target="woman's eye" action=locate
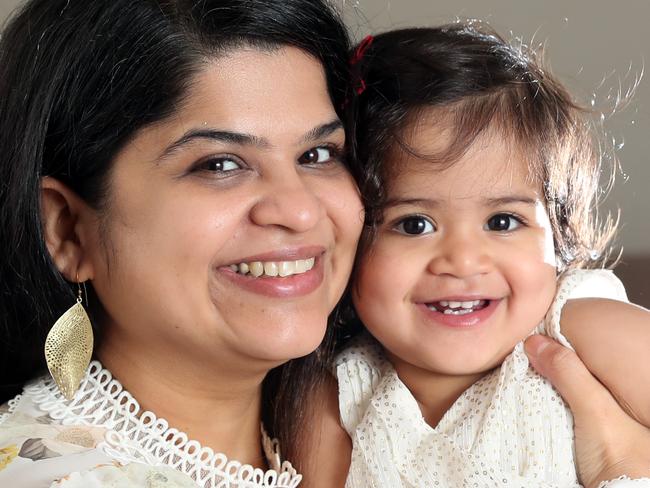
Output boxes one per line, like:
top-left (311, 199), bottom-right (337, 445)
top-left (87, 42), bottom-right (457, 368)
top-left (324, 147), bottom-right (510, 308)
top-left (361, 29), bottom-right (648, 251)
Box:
top-left (394, 216), bottom-right (435, 235)
top-left (193, 156), bottom-right (243, 173)
top-left (298, 146), bottom-right (337, 165)
top-left (484, 213), bottom-right (522, 232)
top-left (200, 156), bottom-right (242, 173)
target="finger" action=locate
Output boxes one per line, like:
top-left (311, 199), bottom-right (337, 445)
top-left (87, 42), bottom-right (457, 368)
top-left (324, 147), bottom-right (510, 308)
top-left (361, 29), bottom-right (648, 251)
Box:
top-left (524, 335), bottom-right (615, 418)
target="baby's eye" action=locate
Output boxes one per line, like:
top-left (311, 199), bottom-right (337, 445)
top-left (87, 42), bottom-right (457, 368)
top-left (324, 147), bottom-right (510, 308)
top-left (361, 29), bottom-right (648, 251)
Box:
top-left (199, 156), bottom-right (242, 173)
top-left (298, 146), bottom-right (339, 165)
top-left (394, 215), bottom-right (435, 235)
top-left (484, 213), bottom-right (522, 232)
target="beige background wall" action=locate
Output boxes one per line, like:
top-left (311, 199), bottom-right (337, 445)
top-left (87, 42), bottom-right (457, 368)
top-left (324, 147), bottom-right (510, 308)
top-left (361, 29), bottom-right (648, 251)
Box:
top-left (0, 2), bottom-right (14, 20)
top-left (2, 0), bottom-right (648, 304)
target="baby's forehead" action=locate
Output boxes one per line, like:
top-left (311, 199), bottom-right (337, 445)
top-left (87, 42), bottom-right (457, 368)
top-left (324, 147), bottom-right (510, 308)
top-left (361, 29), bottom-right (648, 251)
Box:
top-left (385, 119), bottom-right (542, 201)
top-left (395, 108), bottom-right (528, 161)
top-left (396, 109), bottom-right (458, 154)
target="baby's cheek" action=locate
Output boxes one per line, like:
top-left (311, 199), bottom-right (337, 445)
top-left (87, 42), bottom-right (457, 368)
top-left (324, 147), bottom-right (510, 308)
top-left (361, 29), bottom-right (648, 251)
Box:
top-left (516, 263), bottom-right (558, 326)
top-left (353, 250), bottom-right (403, 331)
top-left (502, 231), bottom-right (558, 322)
top-left (354, 258), bottom-right (388, 312)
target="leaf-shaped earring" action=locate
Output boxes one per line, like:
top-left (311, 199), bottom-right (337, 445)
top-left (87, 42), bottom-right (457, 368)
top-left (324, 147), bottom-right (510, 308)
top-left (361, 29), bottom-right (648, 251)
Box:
top-left (44, 276), bottom-right (94, 400)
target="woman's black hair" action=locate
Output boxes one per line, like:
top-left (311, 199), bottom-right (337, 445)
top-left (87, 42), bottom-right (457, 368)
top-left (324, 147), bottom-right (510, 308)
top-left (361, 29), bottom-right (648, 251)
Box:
top-left (0, 0), bottom-right (351, 467)
top-left (348, 24), bottom-right (616, 272)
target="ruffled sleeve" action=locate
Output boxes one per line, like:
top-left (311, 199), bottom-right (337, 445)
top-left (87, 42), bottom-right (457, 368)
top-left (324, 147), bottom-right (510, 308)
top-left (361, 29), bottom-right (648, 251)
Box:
top-left (334, 333), bottom-right (386, 435)
top-left (542, 269), bottom-right (628, 349)
top-left (599, 477), bottom-right (650, 487)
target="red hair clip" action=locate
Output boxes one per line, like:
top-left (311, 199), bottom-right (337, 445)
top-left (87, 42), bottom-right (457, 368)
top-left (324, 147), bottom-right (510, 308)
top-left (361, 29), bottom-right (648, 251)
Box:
top-left (350, 35), bottom-right (374, 66)
top-left (350, 35), bottom-right (374, 96)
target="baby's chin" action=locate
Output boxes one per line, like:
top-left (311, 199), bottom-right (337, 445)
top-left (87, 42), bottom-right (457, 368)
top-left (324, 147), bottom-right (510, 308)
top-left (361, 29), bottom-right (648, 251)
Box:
top-left (424, 356), bottom-right (507, 378)
top-left (385, 338), bottom-right (518, 378)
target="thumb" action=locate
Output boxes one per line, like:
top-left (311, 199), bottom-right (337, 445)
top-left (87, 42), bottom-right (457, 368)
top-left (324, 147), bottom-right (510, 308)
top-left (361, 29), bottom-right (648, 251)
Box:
top-left (524, 334), bottom-right (612, 418)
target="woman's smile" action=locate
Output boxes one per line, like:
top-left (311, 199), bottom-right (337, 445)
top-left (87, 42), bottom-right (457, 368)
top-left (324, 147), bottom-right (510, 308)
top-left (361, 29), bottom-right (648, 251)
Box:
top-left (219, 245), bottom-right (326, 298)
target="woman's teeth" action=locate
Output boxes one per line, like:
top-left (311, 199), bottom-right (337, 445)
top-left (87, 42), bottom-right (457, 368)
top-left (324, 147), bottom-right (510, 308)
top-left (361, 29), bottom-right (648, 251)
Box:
top-left (229, 257), bottom-right (315, 278)
top-left (427, 299), bottom-right (487, 314)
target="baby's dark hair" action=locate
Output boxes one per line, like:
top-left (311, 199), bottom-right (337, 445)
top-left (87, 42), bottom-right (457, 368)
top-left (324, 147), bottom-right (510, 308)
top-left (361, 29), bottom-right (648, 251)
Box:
top-left (348, 23), bottom-right (617, 270)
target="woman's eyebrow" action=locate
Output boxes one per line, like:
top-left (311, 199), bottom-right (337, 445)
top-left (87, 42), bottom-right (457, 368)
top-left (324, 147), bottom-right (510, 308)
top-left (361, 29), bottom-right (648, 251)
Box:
top-left (158, 119), bottom-right (343, 162)
top-left (159, 129), bottom-right (270, 161)
top-left (300, 119), bottom-right (343, 144)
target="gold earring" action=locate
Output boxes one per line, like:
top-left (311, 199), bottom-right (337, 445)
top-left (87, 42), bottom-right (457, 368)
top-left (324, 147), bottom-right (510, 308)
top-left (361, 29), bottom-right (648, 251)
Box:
top-left (44, 276), bottom-right (94, 400)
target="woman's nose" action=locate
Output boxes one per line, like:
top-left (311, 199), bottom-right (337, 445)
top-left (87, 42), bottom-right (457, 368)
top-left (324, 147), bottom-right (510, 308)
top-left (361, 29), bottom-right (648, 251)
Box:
top-left (427, 231), bottom-right (491, 278)
top-left (249, 170), bottom-right (323, 232)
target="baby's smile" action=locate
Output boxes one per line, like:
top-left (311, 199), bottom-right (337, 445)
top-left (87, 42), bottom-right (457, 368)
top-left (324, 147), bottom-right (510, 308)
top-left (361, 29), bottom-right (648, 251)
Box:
top-left (425, 298), bottom-right (489, 314)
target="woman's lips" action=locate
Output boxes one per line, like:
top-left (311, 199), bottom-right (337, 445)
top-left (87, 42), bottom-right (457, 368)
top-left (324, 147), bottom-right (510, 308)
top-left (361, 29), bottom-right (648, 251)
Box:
top-left (418, 298), bottom-right (501, 328)
top-left (219, 251), bottom-right (325, 298)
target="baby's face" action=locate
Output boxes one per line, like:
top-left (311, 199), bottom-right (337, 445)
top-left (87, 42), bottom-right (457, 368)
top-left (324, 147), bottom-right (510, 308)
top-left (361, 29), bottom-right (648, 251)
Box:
top-left (353, 122), bottom-right (558, 377)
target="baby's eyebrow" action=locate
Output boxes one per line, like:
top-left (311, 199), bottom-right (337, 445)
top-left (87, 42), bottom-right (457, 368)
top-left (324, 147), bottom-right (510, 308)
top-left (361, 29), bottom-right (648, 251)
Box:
top-left (383, 197), bottom-right (440, 209)
top-left (482, 195), bottom-right (538, 206)
top-left (383, 195), bottom-right (539, 210)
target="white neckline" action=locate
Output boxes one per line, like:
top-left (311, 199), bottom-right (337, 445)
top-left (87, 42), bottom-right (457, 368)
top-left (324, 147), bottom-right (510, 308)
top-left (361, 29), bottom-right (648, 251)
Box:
top-left (24, 360), bottom-right (302, 488)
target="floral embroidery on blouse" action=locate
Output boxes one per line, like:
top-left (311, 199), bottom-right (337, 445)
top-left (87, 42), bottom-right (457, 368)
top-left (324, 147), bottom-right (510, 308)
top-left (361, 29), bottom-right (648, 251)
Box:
top-left (0, 362), bottom-right (301, 487)
top-left (0, 444), bottom-right (18, 471)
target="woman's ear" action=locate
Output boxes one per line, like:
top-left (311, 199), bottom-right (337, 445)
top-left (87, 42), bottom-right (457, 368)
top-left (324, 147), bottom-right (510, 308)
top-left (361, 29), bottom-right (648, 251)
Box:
top-left (40, 176), bottom-right (96, 282)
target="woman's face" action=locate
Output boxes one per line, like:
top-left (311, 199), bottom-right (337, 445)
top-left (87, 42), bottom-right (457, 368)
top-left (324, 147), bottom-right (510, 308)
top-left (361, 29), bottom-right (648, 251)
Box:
top-left (86, 47), bottom-right (363, 370)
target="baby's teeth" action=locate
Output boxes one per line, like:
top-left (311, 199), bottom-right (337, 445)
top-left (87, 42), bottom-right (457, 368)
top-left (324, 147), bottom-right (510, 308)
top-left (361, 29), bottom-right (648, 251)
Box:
top-left (229, 264), bottom-right (238, 272)
top-left (249, 261), bottom-right (264, 277)
top-left (279, 261), bottom-right (295, 277)
top-left (443, 308), bottom-right (472, 315)
top-left (436, 300), bottom-right (484, 310)
top-left (239, 263), bottom-right (249, 274)
top-left (264, 262), bottom-right (279, 277)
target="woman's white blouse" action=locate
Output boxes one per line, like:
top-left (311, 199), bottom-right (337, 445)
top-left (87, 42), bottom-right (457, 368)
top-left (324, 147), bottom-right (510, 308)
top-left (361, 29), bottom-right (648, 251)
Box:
top-left (336, 269), bottom-right (649, 487)
top-left (0, 361), bottom-right (301, 488)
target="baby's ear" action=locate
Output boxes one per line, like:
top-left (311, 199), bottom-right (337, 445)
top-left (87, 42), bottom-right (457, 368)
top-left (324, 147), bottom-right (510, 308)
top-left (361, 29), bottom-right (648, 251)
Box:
top-left (40, 176), bottom-right (95, 281)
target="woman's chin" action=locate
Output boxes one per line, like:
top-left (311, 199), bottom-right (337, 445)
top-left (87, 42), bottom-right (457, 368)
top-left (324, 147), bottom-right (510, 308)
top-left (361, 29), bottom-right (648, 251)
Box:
top-left (243, 321), bottom-right (328, 364)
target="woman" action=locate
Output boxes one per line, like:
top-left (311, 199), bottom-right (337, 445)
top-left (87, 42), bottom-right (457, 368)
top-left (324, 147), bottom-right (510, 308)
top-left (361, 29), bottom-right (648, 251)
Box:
top-left (0, 1), bottom-right (647, 488)
top-left (0, 0), bottom-right (362, 486)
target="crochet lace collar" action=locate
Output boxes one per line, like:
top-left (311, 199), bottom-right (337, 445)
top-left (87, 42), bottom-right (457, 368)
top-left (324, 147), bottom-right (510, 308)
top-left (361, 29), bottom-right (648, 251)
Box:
top-left (23, 361), bottom-right (302, 488)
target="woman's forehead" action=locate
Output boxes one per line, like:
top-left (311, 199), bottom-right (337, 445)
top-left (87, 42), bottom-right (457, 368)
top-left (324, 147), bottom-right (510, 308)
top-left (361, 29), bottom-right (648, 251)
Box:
top-left (130, 46), bottom-right (340, 155)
